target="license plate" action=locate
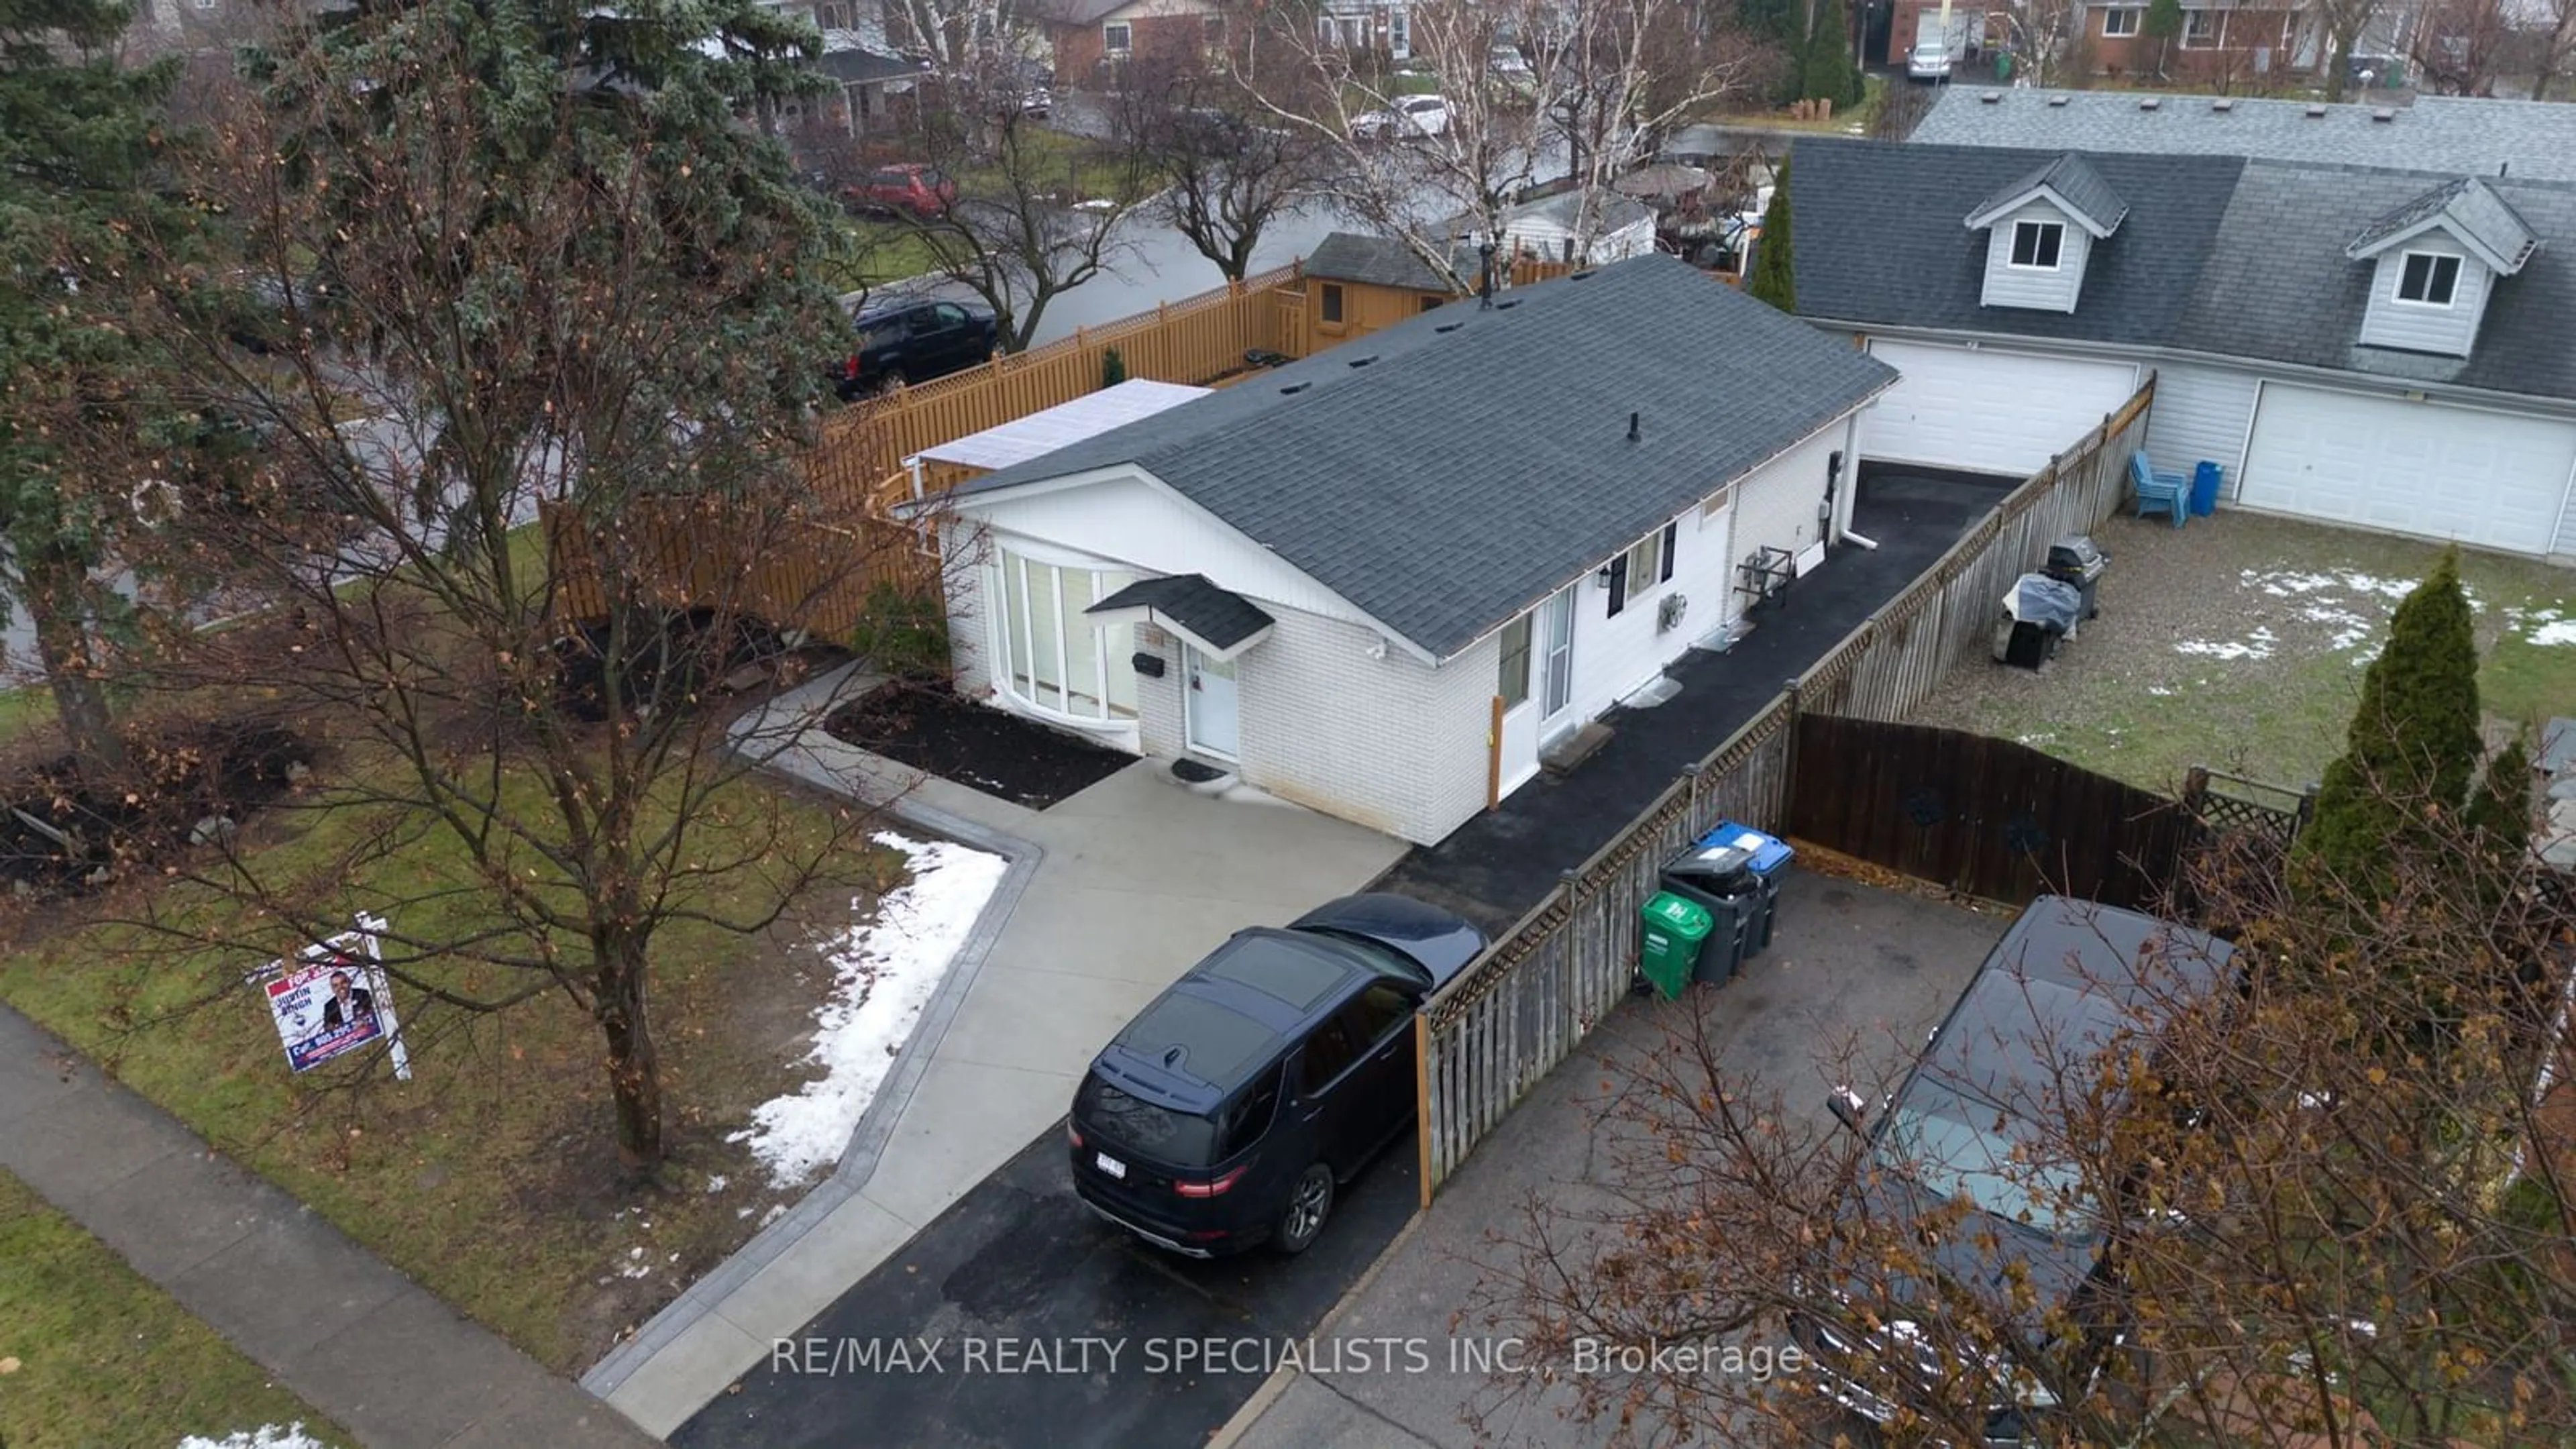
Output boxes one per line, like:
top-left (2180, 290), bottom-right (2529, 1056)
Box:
top-left (1094, 1152), bottom-right (1126, 1180)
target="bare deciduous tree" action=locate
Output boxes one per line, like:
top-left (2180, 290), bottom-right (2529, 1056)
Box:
top-left (1459, 794), bottom-right (2573, 1446)
top-left (874, 78), bottom-right (1150, 351)
top-left (2314, 0), bottom-right (2389, 100)
top-left (2535, 0), bottom-right (2576, 100)
top-left (140, 0), bottom-right (908, 1175)
top-left (1110, 55), bottom-right (1335, 282)
top-left (2408, 0), bottom-right (2514, 95)
top-left (1232, 0), bottom-right (1758, 290)
top-left (1990, 0), bottom-right (2085, 87)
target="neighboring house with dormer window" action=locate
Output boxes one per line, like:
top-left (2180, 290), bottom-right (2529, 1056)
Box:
top-left (1789, 134), bottom-right (2576, 559)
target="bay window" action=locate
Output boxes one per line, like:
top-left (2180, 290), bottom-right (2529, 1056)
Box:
top-left (992, 545), bottom-right (1138, 723)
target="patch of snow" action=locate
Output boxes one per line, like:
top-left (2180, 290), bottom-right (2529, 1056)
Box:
top-left (2176, 625), bottom-right (2276, 661)
top-left (737, 1205), bottom-right (756, 1219)
top-left (178, 1429), bottom-right (329, 1449)
top-left (730, 832), bottom-right (1009, 1188)
top-left (2147, 686), bottom-right (2176, 696)
top-left (2532, 620), bottom-right (2576, 647)
top-left (704, 1174), bottom-right (728, 1194)
top-left (760, 1202), bottom-right (788, 1228)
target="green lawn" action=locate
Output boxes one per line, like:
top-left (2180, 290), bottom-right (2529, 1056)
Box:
top-left (0, 1169), bottom-right (349, 1449)
top-left (1908, 513), bottom-right (2576, 793)
top-left (0, 744), bottom-right (906, 1372)
top-left (821, 219), bottom-right (947, 292)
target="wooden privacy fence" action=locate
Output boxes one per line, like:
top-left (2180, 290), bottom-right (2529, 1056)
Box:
top-left (1786, 716), bottom-right (2197, 910)
top-left (1413, 374), bottom-right (2159, 1203)
top-left (820, 261), bottom-right (1308, 486)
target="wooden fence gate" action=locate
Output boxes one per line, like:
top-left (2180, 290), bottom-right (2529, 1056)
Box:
top-left (1785, 714), bottom-right (2198, 910)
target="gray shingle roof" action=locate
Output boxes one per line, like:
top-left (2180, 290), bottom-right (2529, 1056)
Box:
top-left (1088, 575), bottom-right (1274, 651)
top-left (1965, 153), bottom-right (2128, 235)
top-left (951, 255), bottom-right (1896, 659)
top-left (1790, 138), bottom-right (2576, 405)
top-left (1911, 87), bottom-right (2576, 182)
top-left (1507, 188), bottom-right (1655, 235)
top-left (812, 48), bottom-right (920, 87)
top-left (1303, 233), bottom-right (1454, 292)
top-left (2346, 177), bottom-right (2541, 272)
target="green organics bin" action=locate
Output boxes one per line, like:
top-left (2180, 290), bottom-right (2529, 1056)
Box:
top-left (1639, 892), bottom-right (1714, 1000)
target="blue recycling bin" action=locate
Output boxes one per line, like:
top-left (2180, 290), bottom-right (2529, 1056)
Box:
top-left (2190, 461), bottom-right (2221, 517)
top-left (1693, 822), bottom-right (1795, 958)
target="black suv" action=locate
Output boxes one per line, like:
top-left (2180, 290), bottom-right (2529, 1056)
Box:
top-left (1069, 894), bottom-right (1486, 1258)
top-left (1793, 896), bottom-right (2238, 1444)
top-left (830, 297), bottom-right (999, 399)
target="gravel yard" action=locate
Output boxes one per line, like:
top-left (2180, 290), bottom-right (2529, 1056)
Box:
top-left (1907, 508), bottom-right (2576, 794)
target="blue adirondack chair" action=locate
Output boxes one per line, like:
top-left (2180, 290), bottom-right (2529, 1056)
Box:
top-left (2129, 450), bottom-right (2188, 529)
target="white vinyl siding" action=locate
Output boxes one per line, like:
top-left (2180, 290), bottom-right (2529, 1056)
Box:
top-left (1859, 339), bottom-right (2140, 476)
top-left (2237, 382), bottom-right (2576, 555)
top-left (2139, 362), bottom-right (2262, 502)
top-left (1980, 201), bottom-right (2094, 313)
top-left (2356, 233), bottom-right (2491, 357)
top-left (959, 470), bottom-right (1373, 629)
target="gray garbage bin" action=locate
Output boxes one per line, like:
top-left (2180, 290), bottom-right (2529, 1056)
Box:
top-left (1659, 841), bottom-right (1762, 985)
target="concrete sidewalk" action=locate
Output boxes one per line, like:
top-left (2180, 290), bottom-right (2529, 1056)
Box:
top-left (1210, 873), bottom-right (2010, 1449)
top-left (584, 664), bottom-right (1409, 1436)
top-left (0, 1004), bottom-right (657, 1449)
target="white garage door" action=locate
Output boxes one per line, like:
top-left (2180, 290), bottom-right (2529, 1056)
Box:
top-left (2239, 383), bottom-right (2576, 555)
top-left (1860, 341), bottom-right (2141, 478)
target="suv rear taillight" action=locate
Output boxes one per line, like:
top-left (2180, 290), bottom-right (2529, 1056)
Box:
top-left (844, 354), bottom-right (859, 380)
top-left (1067, 1122), bottom-right (1084, 1148)
top-left (1173, 1165), bottom-right (1247, 1198)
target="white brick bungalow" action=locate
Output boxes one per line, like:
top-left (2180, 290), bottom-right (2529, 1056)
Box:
top-left (909, 256), bottom-right (1896, 844)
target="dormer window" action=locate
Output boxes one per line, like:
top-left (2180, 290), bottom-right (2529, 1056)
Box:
top-left (2010, 221), bottom-right (2065, 270)
top-left (2395, 252), bottom-right (2461, 306)
top-left (1964, 154), bottom-right (2125, 314)
top-left (2345, 177), bottom-right (2538, 356)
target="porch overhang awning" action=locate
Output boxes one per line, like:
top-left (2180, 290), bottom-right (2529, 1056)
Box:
top-left (1086, 574), bottom-right (1275, 663)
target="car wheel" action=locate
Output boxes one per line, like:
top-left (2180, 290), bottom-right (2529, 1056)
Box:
top-left (1274, 1163), bottom-right (1334, 1255)
top-left (873, 369), bottom-right (908, 396)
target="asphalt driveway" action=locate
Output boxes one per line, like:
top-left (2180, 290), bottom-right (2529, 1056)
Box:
top-left (670, 1118), bottom-right (1418, 1449)
top-left (1225, 870), bottom-right (2017, 1449)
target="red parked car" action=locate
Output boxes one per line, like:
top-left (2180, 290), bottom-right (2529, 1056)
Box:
top-left (851, 163), bottom-right (955, 218)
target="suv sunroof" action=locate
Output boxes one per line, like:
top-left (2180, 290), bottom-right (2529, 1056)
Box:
top-left (1113, 992), bottom-right (1279, 1085)
top-left (1201, 937), bottom-right (1349, 1012)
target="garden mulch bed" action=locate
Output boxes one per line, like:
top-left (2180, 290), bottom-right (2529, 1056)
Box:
top-left (826, 680), bottom-right (1132, 809)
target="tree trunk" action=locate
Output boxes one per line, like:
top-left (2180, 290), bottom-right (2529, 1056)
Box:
top-left (23, 551), bottom-right (125, 779)
top-left (595, 931), bottom-right (664, 1173)
top-left (2326, 34), bottom-right (2356, 101)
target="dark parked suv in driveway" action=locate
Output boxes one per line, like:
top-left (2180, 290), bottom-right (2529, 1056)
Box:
top-left (830, 297), bottom-right (999, 399)
top-left (1069, 894), bottom-right (1487, 1258)
top-left (1792, 895), bottom-right (2239, 1445)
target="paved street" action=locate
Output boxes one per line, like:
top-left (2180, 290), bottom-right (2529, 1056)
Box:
top-left (1222, 872), bottom-right (2016, 1449)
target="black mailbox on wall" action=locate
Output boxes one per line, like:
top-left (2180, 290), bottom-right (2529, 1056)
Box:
top-left (1132, 653), bottom-right (1166, 678)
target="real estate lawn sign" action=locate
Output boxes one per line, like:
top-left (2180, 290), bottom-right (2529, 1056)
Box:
top-left (253, 913), bottom-right (413, 1080)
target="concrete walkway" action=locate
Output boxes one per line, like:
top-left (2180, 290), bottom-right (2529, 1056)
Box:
top-left (585, 665), bottom-right (1408, 1437)
top-left (0, 1004), bottom-right (659, 1449)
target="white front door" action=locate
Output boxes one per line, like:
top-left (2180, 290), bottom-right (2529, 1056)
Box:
top-left (1185, 647), bottom-right (1241, 761)
top-left (1860, 341), bottom-right (2140, 478)
top-left (1495, 586), bottom-right (1576, 800)
top-left (2237, 382), bottom-right (2576, 555)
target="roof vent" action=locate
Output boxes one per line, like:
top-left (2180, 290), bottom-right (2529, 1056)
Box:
top-left (1569, 268), bottom-right (1597, 280)
top-left (1278, 382), bottom-right (1310, 395)
top-left (2138, 97), bottom-right (2160, 111)
top-left (1495, 297), bottom-right (1522, 311)
top-left (1980, 90), bottom-right (2002, 105)
top-left (1434, 320), bottom-right (1464, 333)
top-left (1346, 354), bottom-right (1378, 368)
top-left (2305, 103), bottom-right (2328, 117)
top-left (2211, 97), bottom-right (2235, 113)
top-left (2371, 107), bottom-right (2396, 122)
top-left (2047, 94), bottom-right (2070, 107)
